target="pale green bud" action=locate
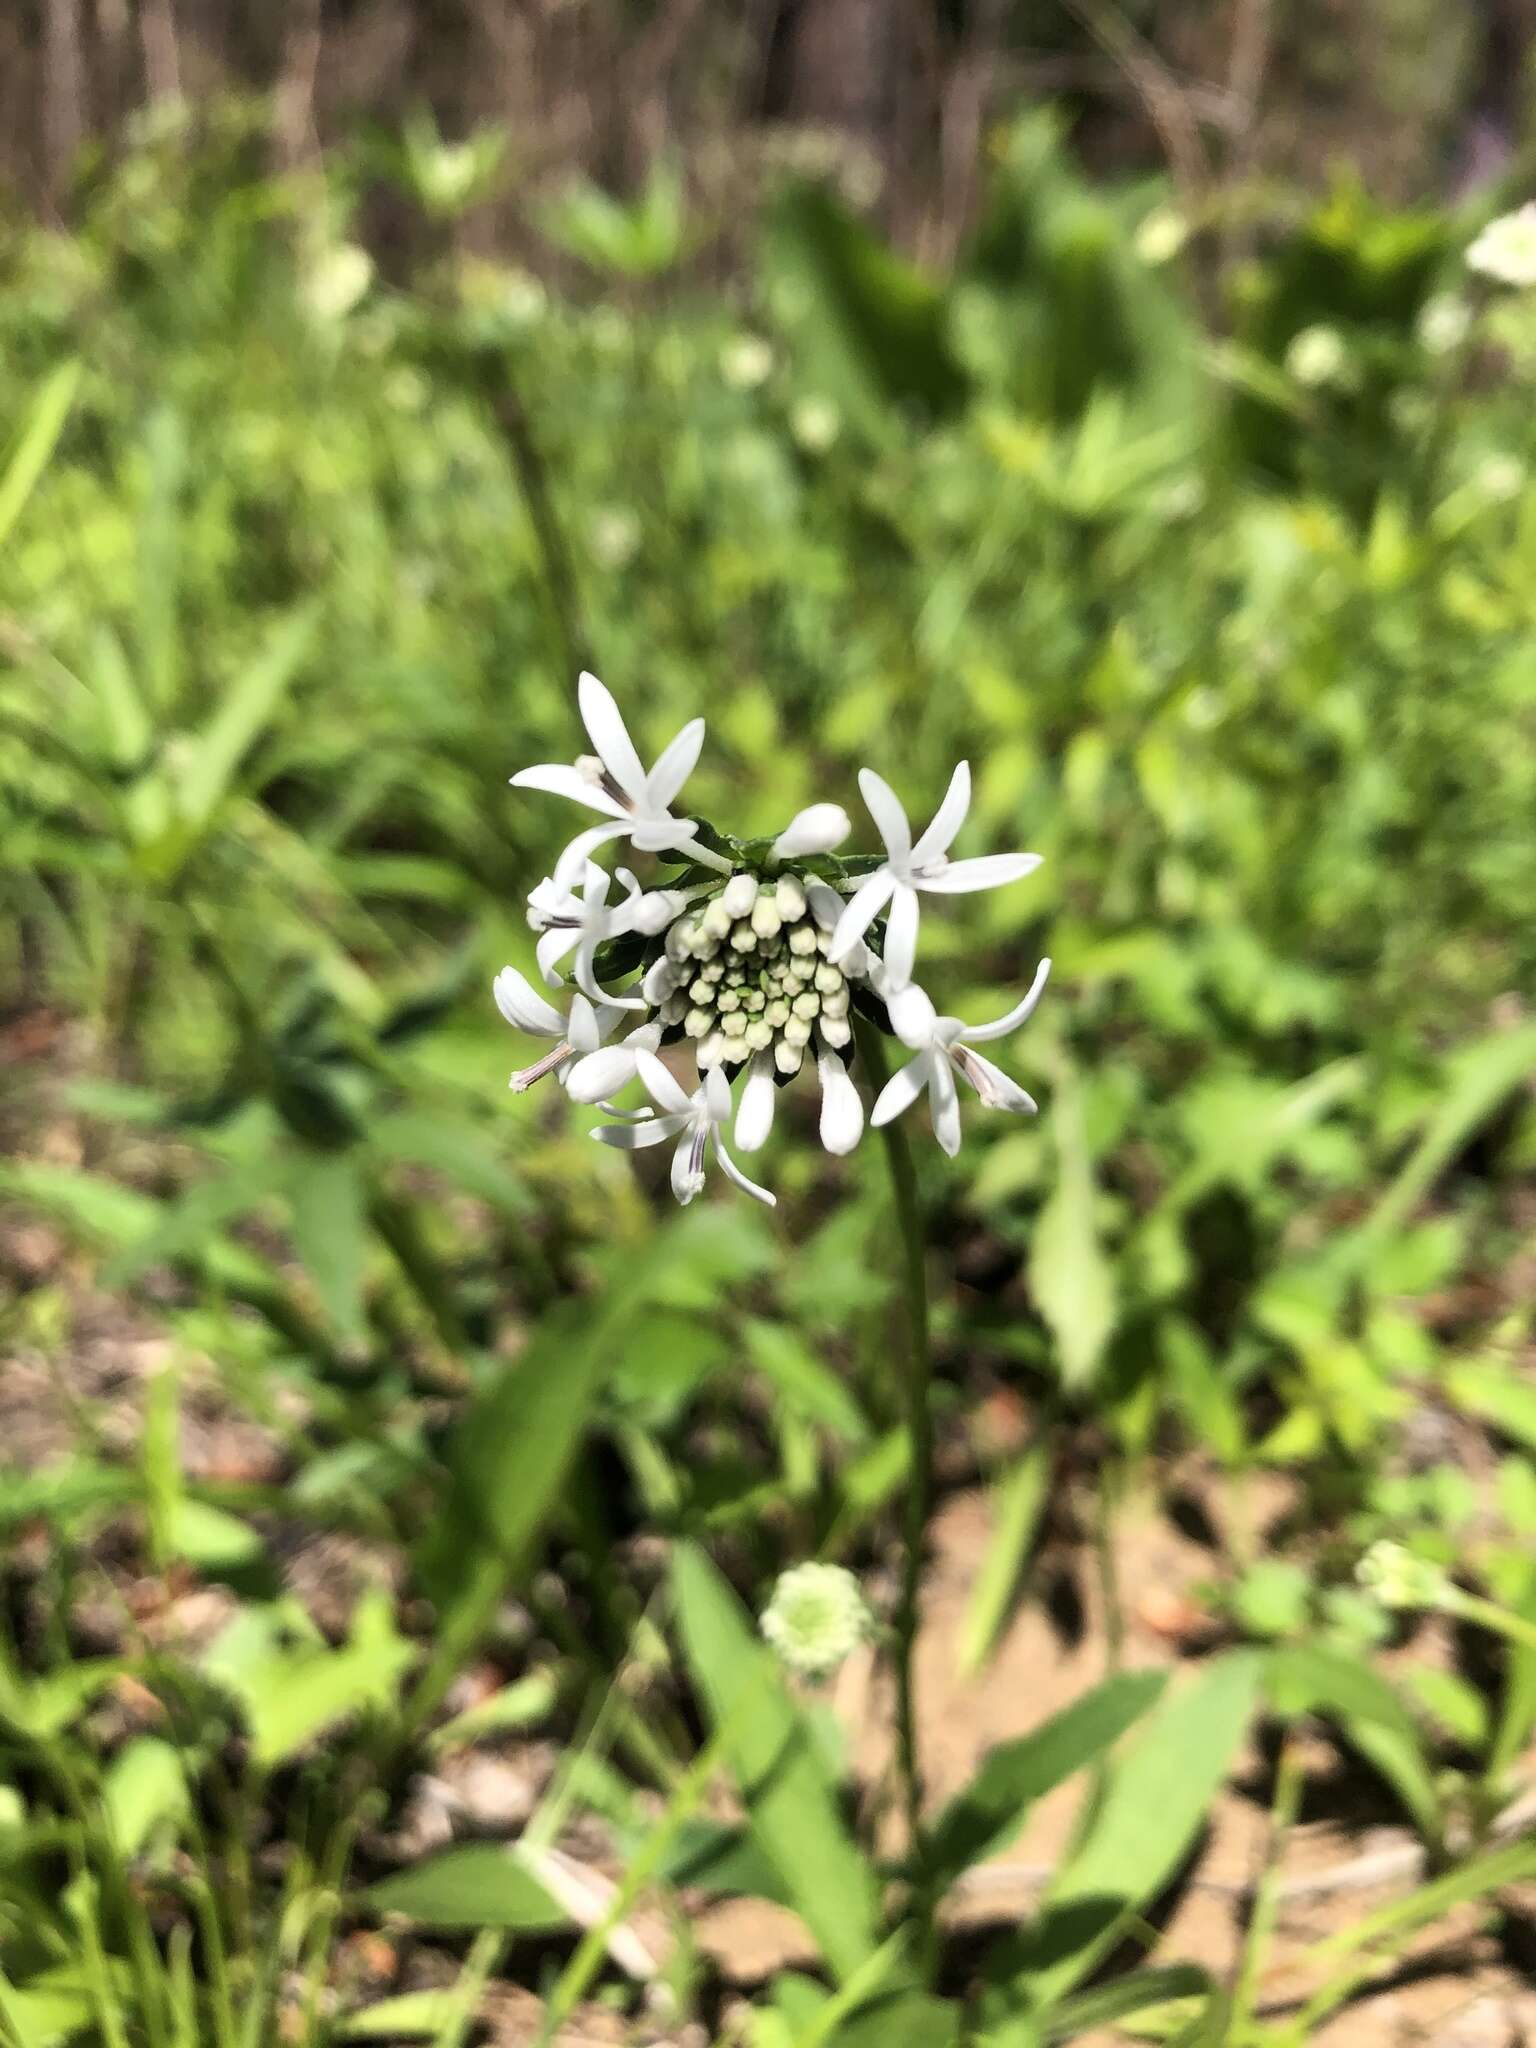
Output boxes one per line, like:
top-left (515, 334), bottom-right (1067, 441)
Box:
top-left (761, 1562), bottom-right (872, 1680)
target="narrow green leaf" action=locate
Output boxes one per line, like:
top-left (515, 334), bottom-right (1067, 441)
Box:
top-left (1363, 1025), bottom-right (1536, 1246)
top-left (959, 1443), bottom-right (1052, 1677)
top-left (0, 361), bottom-right (80, 547)
top-left (1045, 1963), bottom-right (1216, 2040)
top-left (745, 1318), bottom-right (868, 1440)
top-left (364, 1845), bottom-right (567, 1932)
top-left (926, 1669), bottom-right (1166, 1887)
top-left (102, 1738), bottom-right (189, 1857)
top-left (671, 1543), bottom-right (881, 1984)
top-left (287, 1150), bottom-right (370, 1344)
top-left (1264, 1643), bottom-right (1441, 1839)
top-left (1029, 1063), bottom-right (1117, 1391)
top-left (175, 605), bottom-right (318, 836)
top-left (337, 1991), bottom-right (459, 2039)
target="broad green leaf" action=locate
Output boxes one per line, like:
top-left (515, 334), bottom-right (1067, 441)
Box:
top-left (427, 1671), bottom-right (559, 1755)
top-left (1447, 1361), bottom-right (1536, 1452)
top-left (1265, 1642), bottom-right (1441, 1839)
top-left (1363, 1025), bottom-right (1536, 1246)
top-left (671, 1543), bottom-right (881, 1984)
top-left (102, 1738), bottom-right (188, 1856)
top-left (925, 1669), bottom-right (1166, 1887)
top-left (990, 1653), bottom-right (1258, 2014)
top-left (364, 1844), bottom-right (567, 1931)
top-left (1029, 1063), bottom-right (1117, 1391)
top-left (173, 605), bottom-right (318, 839)
top-left (204, 1591), bottom-right (412, 1767)
top-left (287, 1149), bottom-right (370, 1343)
top-left (745, 1318), bottom-right (868, 1440)
top-left (166, 1499), bottom-right (264, 1572)
top-left (658, 1819), bottom-right (791, 1904)
top-left (959, 1443), bottom-right (1051, 1676)
top-left (0, 361), bottom-right (80, 547)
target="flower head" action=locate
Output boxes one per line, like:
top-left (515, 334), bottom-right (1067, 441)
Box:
top-left (761, 1562), bottom-right (872, 1679)
top-left (829, 764), bottom-right (1041, 991)
top-left (1356, 1540), bottom-right (1453, 1613)
top-left (501, 676), bottom-right (1049, 1204)
top-left (1285, 324), bottom-right (1351, 390)
top-left (1468, 205), bottom-right (1536, 288)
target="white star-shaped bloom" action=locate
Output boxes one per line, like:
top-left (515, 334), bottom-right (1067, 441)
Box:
top-left (526, 862), bottom-right (649, 1010)
top-left (493, 969), bottom-right (630, 1095)
top-left (511, 671), bottom-right (723, 882)
top-left (829, 763), bottom-right (1041, 990)
top-left (870, 960), bottom-right (1051, 1156)
top-left (592, 1052), bottom-right (776, 1207)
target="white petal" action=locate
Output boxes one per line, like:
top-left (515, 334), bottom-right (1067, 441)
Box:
top-left (910, 760), bottom-right (971, 866)
top-left (960, 958), bottom-right (1053, 1044)
top-left (632, 889), bottom-right (687, 936)
top-left (635, 1049), bottom-right (695, 1118)
top-left (857, 768), bottom-right (913, 866)
top-left (953, 1046), bottom-right (1038, 1114)
top-left (645, 717), bottom-right (706, 811)
top-left (804, 879), bottom-right (848, 932)
top-left (642, 955), bottom-right (683, 1004)
top-left (887, 981), bottom-right (938, 1048)
top-left (565, 1044), bottom-right (638, 1103)
top-left (817, 1049), bottom-right (864, 1155)
top-left (536, 927), bottom-right (577, 985)
top-left (577, 671), bottom-right (647, 800)
top-left (772, 803), bottom-right (851, 860)
top-left (870, 1050), bottom-right (931, 1127)
top-left (566, 992), bottom-right (603, 1051)
top-left (882, 882), bottom-right (920, 990)
top-left (552, 820), bottom-right (634, 887)
top-left (493, 966), bottom-right (565, 1037)
top-left (829, 868), bottom-right (895, 964)
top-left (702, 1063), bottom-right (734, 1126)
top-left (928, 1057), bottom-right (962, 1156)
top-left (735, 1053), bottom-right (778, 1152)
top-left (509, 762), bottom-right (628, 818)
top-left (671, 1124), bottom-right (708, 1203)
top-left (592, 1114), bottom-right (686, 1150)
top-left (571, 939), bottom-right (647, 1013)
top-left (918, 852), bottom-right (1043, 894)
top-left (712, 1134), bottom-right (778, 1207)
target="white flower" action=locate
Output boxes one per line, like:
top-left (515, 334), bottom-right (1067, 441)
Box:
top-left (761, 1562), bottom-right (871, 1678)
top-left (790, 397), bottom-right (841, 453)
top-left (563, 1020), bottom-right (664, 1105)
top-left (829, 764), bottom-right (1041, 990)
top-left (1285, 324), bottom-right (1350, 389)
top-left (593, 1052), bottom-right (776, 1207)
top-left (721, 335), bottom-right (774, 389)
top-left (1417, 293), bottom-right (1471, 355)
top-left (525, 862), bottom-right (648, 1010)
top-left (1467, 204), bottom-right (1536, 287)
top-left (772, 803), bottom-right (850, 861)
top-left (1475, 452), bottom-right (1526, 503)
top-left (871, 962), bottom-right (1051, 1157)
top-left (511, 671), bottom-right (722, 882)
top-left (1134, 205), bottom-right (1188, 267)
top-left (493, 970), bottom-right (625, 1094)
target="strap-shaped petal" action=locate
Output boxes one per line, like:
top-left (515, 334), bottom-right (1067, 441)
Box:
top-left (960, 958), bottom-right (1053, 1043)
top-left (953, 1045), bottom-right (1037, 1113)
top-left (536, 926), bottom-right (579, 985)
top-left (829, 867), bottom-right (896, 965)
top-left (493, 966), bottom-right (565, 1037)
top-left (857, 768), bottom-right (913, 866)
top-left (592, 1115), bottom-right (686, 1151)
top-left (646, 717), bottom-right (706, 810)
top-left (918, 852), bottom-right (1042, 894)
top-left (870, 1049), bottom-right (931, 1127)
top-left (881, 881), bottom-right (920, 990)
top-left (927, 1055), bottom-right (962, 1156)
top-left (735, 1053), bottom-right (778, 1152)
top-left (552, 820), bottom-right (633, 887)
top-left (712, 1134), bottom-right (778, 1207)
top-left (817, 1049), bottom-right (864, 1156)
top-left (509, 762), bottom-right (629, 818)
top-left (635, 1048), bottom-right (696, 1118)
top-left (577, 671), bottom-right (647, 801)
top-left (911, 760), bottom-right (971, 866)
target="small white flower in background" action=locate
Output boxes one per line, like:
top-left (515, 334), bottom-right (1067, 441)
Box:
top-left (790, 396), bottom-right (841, 453)
top-left (588, 507), bottom-right (640, 571)
top-left (720, 335), bottom-right (774, 390)
top-left (1467, 203), bottom-right (1536, 287)
top-left (1134, 205), bottom-right (1188, 267)
top-left (761, 1562), bottom-right (872, 1679)
top-left (872, 963), bottom-right (1051, 1157)
top-left (1417, 293), bottom-right (1472, 355)
top-left (1356, 1540), bottom-right (1453, 1613)
top-left (500, 674), bottom-right (1049, 1203)
top-left (1475, 452), bottom-right (1526, 503)
top-left (302, 242), bottom-right (374, 324)
top-left (1285, 324), bottom-right (1351, 390)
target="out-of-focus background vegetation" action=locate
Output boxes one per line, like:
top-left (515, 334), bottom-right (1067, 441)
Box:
top-left (4, 4), bottom-right (1536, 2044)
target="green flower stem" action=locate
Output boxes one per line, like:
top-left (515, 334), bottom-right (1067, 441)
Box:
top-left (854, 1015), bottom-right (933, 1902)
top-left (1445, 1589), bottom-right (1536, 1653)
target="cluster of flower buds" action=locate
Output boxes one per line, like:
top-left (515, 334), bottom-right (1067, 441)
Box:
top-left (497, 672), bottom-right (1051, 1205)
